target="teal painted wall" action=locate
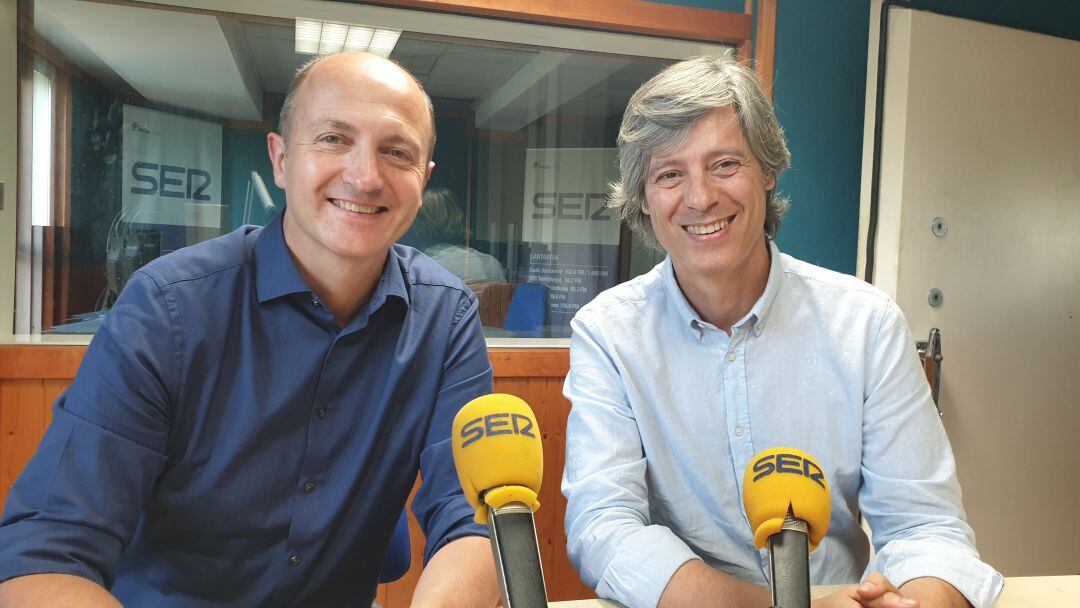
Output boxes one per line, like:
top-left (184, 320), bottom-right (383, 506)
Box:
top-left (770, 0), bottom-right (869, 273)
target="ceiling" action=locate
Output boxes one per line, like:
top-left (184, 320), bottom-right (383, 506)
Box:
top-left (34, 0), bottom-right (679, 129)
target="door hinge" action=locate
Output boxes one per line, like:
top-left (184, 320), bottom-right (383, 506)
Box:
top-left (916, 328), bottom-right (943, 414)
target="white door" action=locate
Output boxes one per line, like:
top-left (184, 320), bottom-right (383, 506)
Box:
top-left (860, 5), bottom-right (1080, 575)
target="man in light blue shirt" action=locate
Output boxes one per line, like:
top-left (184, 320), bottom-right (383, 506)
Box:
top-left (562, 56), bottom-right (1002, 608)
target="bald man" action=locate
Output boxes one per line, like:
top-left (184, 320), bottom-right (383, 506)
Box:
top-left (0, 53), bottom-right (499, 607)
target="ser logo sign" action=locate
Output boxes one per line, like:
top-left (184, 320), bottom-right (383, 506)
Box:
top-left (131, 162), bottom-right (213, 201)
top-left (751, 452), bottom-right (826, 489)
top-left (459, 413), bottom-right (536, 448)
top-left (532, 192), bottom-right (611, 221)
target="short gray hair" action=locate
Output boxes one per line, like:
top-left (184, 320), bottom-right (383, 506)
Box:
top-left (278, 52), bottom-right (437, 158)
top-left (610, 55), bottom-right (791, 249)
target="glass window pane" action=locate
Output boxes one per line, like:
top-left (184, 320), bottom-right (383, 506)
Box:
top-left (15, 0), bottom-right (731, 340)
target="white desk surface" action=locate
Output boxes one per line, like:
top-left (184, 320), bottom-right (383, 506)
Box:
top-left (550, 575), bottom-right (1080, 607)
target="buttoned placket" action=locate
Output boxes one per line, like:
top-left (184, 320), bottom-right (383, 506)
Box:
top-left (722, 322), bottom-right (772, 577)
top-left (276, 325), bottom-right (352, 603)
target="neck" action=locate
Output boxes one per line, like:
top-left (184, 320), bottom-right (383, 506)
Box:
top-left (673, 240), bottom-right (771, 334)
top-left (297, 256), bottom-right (384, 328)
top-left (281, 220), bottom-right (386, 329)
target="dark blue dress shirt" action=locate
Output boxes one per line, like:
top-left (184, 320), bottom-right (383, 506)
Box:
top-left (0, 213), bottom-right (492, 606)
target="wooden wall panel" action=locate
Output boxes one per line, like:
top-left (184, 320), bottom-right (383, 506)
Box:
top-left (754, 0), bottom-right (778, 99)
top-left (0, 378), bottom-right (63, 512)
top-left (0, 344), bottom-right (86, 379)
top-left (361, 0), bottom-right (751, 45)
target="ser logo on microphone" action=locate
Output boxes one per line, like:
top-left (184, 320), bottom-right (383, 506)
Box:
top-left (751, 452), bottom-right (826, 489)
top-left (459, 413), bottom-right (536, 449)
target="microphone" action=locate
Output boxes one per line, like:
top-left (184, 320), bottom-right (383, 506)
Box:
top-left (452, 394), bottom-right (548, 608)
top-left (743, 447), bottom-right (831, 608)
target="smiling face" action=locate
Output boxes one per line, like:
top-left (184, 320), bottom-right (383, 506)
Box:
top-left (644, 106), bottom-right (774, 290)
top-left (268, 54), bottom-right (434, 276)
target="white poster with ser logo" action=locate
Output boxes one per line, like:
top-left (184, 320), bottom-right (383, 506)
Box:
top-left (521, 148), bottom-right (621, 245)
top-left (521, 148), bottom-right (622, 334)
top-left (122, 105), bottom-right (223, 228)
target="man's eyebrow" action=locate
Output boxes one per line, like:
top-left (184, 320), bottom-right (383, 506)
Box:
top-left (302, 119), bottom-right (358, 137)
top-left (381, 133), bottom-right (421, 150)
top-left (309, 119), bottom-right (424, 153)
top-left (317, 119), bottom-right (355, 132)
top-left (650, 146), bottom-right (749, 168)
top-left (708, 146), bottom-right (749, 157)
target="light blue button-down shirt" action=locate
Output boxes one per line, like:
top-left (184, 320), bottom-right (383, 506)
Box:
top-left (562, 243), bottom-right (1003, 608)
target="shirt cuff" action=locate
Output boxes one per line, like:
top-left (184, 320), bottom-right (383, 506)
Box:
top-left (414, 437), bottom-right (491, 564)
top-left (0, 518), bottom-right (114, 587)
top-left (870, 537), bottom-right (1004, 608)
top-left (595, 524), bottom-right (700, 608)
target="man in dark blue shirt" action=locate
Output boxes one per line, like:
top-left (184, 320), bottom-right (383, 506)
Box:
top-left (0, 52), bottom-right (500, 607)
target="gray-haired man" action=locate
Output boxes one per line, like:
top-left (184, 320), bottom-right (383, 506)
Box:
top-left (562, 56), bottom-right (1002, 608)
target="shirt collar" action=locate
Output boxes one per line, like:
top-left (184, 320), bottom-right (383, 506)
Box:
top-left (369, 245), bottom-right (411, 310)
top-left (744, 240), bottom-right (783, 336)
top-left (660, 257), bottom-right (703, 331)
top-left (254, 212), bottom-right (411, 308)
top-left (660, 240), bottom-right (785, 336)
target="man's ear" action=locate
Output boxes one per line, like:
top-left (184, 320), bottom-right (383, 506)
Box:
top-left (267, 132), bottom-right (288, 190)
top-left (423, 161), bottom-right (435, 189)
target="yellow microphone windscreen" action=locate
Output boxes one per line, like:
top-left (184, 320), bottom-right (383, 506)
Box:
top-left (452, 394), bottom-right (543, 524)
top-left (742, 447), bottom-right (831, 552)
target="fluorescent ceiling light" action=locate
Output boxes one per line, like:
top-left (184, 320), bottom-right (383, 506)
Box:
top-left (295, 19), bottom-right (401, 57)
top-left (368, 29), bottom-right (402, 57)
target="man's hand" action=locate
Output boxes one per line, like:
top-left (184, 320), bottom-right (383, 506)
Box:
top-left (812, 572), bottom-right (974, 608)
top-left (411, 535), bottom-right (499, 608)
top-left (813, 572), bottom-right (919, 608)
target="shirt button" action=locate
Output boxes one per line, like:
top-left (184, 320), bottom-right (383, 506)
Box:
top-left (317, 407), bottom-right (329, 419)
top-left (735, 426), bottom-right (744, 437)
top-left (727, 352), bottom-right (737, 362)
top-left (310, 298), bottom-right (322, 308)
top-left (303, 481), bottom-right (316, 493)
top-left (288, 553), bottom-right (302, 567)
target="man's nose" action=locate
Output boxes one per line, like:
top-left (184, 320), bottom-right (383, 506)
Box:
top-left (340, 147), bottom-right (384, 193)
top-left (685, 169), bottom-right (719, 212)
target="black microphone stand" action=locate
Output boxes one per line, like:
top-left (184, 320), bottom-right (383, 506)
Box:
top-left (767, 509), bottom-right (811, 608)
top-left (486, 501), bottom-right (549, 608)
